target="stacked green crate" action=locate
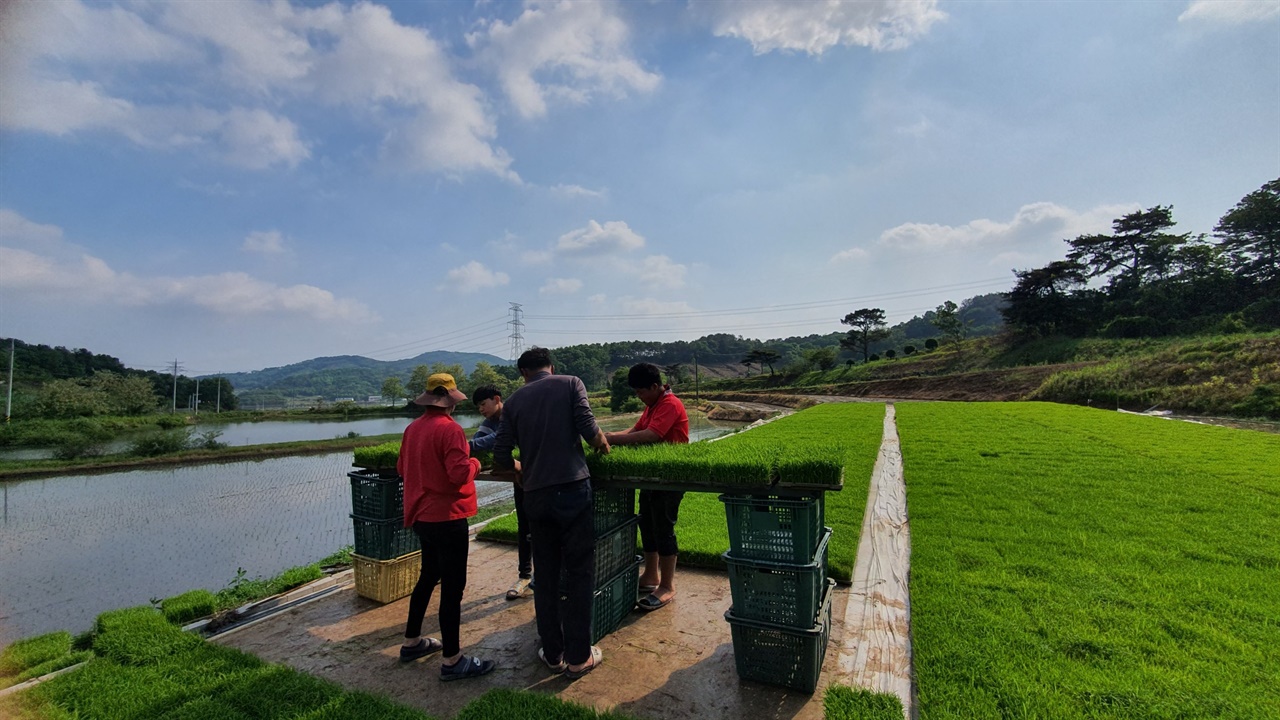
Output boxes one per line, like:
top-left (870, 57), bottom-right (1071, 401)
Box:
top-left (348, 456), bottom-right (420, 603)
top-left (588, 485), bottom-right (640, 644)
top-left (720, 492), bottom-right (834, 693)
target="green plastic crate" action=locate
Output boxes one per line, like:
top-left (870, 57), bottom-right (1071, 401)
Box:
top-left (350, 514), bottom-right (419, 560)
top-left (593, 484), bottom-right (636, 537)
top-left (725, 579), bottom-right (835, 694)
top-left (591, 556), bottom-right (641, 644)
top-left (557, 517), bottom-right (641, 594)
top-left (348, 471), bottom-right (403, 520)
top-left (724, 527), bottom-right (831, 628)
top-left (720, 493), bottom-right (825, 564)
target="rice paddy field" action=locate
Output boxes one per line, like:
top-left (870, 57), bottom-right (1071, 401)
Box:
top-left (896, 402), bottom-right (1280, 719)
top-left (477, 403), bottom-right (887, 583)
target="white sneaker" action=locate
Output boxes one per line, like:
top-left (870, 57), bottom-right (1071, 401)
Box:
top-left (506, 577), bottom-right (532, 600)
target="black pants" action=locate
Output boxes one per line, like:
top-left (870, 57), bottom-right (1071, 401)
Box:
top-left (514, 485), bottom-right (532, 578)
top-left (524, 479), bottom-right (595, 665)
top-left (404, 518), bottom-right (470, 657)
top-left (638, 489), bottom-right (684, 557)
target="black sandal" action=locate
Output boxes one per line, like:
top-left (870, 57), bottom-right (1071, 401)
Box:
top-left (399, 637), bottom-right (443, 662)
top-left (440, 655), bottom-right (496, 681)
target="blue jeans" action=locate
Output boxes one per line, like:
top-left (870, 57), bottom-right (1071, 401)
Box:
top-left (524, 479), bottom-right (595, 665)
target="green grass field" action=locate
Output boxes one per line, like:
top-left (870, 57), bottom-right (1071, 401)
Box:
top-left (896, 402), bottom-right (1280, 719)
top-left (477, 403), bottom-right (886, 583)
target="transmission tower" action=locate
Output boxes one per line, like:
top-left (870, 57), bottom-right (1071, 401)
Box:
top-left (507, 302), bottom-right (525, 361)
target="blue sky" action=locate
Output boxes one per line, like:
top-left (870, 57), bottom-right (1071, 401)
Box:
top-left (1, 0), bottom-right (1277, 375)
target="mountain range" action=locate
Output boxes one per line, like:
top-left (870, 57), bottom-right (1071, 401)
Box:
top-left (214, 351), bottom-right (508, 400)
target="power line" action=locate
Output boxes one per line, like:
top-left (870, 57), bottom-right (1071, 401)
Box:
top-left (523, 277), bottom-right (1009, 321)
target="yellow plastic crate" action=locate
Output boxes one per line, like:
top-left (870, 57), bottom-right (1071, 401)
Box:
top-left (353, 551), bottom-right (421, 603)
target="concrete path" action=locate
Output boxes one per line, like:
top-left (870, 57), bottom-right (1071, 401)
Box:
top-left (837, 403), bottom-right (914, 718)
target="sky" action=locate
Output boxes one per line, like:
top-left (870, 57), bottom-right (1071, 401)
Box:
top-left (1, 0), bottom-right (1277, 375)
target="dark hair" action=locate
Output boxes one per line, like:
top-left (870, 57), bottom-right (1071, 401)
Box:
top-left (471, 384), bottom-right (501, 405)
top-left (517, 347), bottom-right (553, 372)
top-left (628, 362), bottom-right (662, 389)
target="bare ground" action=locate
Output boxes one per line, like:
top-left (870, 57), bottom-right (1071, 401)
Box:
top-left (214, 538), bottom-right (850, 720)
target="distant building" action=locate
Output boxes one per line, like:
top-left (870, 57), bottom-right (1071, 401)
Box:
top-left (367, 395), bottom-right (383, 403)
top-left (334, 397), bottom-right (355, 403)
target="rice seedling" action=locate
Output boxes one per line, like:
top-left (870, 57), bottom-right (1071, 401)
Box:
top-left (897, 401), bottom-right (1280, 718)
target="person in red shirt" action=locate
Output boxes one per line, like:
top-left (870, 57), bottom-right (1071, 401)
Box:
top-left (605, 362), bottom-right (689, 611)
top-left (396, 373), bottom-right (495, 681)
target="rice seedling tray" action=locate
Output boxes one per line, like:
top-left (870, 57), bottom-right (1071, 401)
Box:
top-left (347, 471), bottom-right (403, 520)
top-left (720, 493), bottom-right (826, 564)
top-left (353, 551), bottom-right (420, 604)
top-left (724, 527), bottom-right (831, 628)
top-left (350, 514), bottom-right (419, 560)
top-left (725, 579), bottom-right (835, 693)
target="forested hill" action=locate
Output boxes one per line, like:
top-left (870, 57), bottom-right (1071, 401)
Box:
top-left (217, 351), bottom-right (509, 396)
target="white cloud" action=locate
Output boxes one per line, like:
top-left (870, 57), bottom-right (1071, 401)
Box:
top-left (876, 202), bottom-right (1137, 251)
top-left (469, 0), bottom-right (661, 119)
top-left (1, 209), bottom-right (370, 321)
top-left (1, 0), bottom-right (513, 178)
top-left (441, 261), bottom-right (510, 292)
top-left (523, 250), bottom-right (554, 264)
top-left (243, 230), bottom-right (287, 255)
top-left (555, 220), bottom-right (645, 255)
top-left (551, 183), bottom-right (607, 199)
top-left (540, 277), bottom-right (584, 295)
top-left (695, 0), bottom-right (946, 55)
top-left (1179, 1), bottom-right (1280, 24)
top-left (635, 254), bottom-right (687, 289)
top-left (828, 247), bottom-right (870, 264)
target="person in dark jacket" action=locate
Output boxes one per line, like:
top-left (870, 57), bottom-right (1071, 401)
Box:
top-left (493, 347), bottom-right (610, 680)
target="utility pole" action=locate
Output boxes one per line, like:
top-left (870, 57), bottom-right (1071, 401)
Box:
top-left (5, 338), bottom-right (14, 424)
top-left (194, 377), bottom-right (200, 418)
top-left (171, 359), bottom-right (179, 413)
top-left (216, 380), bottom-right (221, 414)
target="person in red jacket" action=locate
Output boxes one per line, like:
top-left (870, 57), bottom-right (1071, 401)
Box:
top-left (605, 362), bottom-right (689, 612)
top-left (396, 373), bottom-right (495, 681)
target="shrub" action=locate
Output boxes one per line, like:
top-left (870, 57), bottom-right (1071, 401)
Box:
top-left (154, 414), bottom-right (188, 429)
top-left (1233, 383), bottom-right (1280, 420)
top-left (904, 345), bottom-right (916, 355)
top-left (1243, 297), bottom-right (1280, 329)
top-left (868, 354), bottom-right (880, 362)
top-left (1101, 315), bottom-right (1163, 339)
top-left (192, 429), bottom-right (227, 450)
top-left (161, 589), bottom-right (217, 624)
top-left (924, 338), bottom-right (938, 351)
top-left (884, 349), bottom-right (896, 359)
top-left (127, 429), bottom-right (192, 457)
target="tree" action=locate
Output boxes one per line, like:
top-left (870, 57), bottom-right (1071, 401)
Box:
top-left (468, 361), bottom-right (516, 399)
top-left (884, 349), bottom-right (896, 359)
top-left (1215, 177), bottom-right (1280, 291)
top-left (803, 347), bottom-right (837, 371)
top-left (1066, 206), bottom-right (1189, 292)
top-left (381, 377), bottom-right (406, 405)
top-left (609, 367), bottom-right (642, 412)
top-left (839, 308), bottom-right (889, 363)
top-left (662, 363), bottom-right (685, 386)
top-left (904, 345), bottom-right (916, 355)
top-left (924, 338), bottom-right (938, 351)
top-left (753, 349), bottom-right (781, 377)
top-left (407, 365), bottom-right (431, 398)
top-left (1001, 261), bottom-right (1089, 336)
top-left (740, 357), bottom-right (755, 377)
top-left (931, 301), bottom-right (966, 347)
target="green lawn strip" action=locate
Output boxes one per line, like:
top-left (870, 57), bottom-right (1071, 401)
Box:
top-left (897, 402), bottom-right (1280, 718)
top-left (454, 688), bottom-right (641, 720)
top-left (478, 403), bottom-right (885, 583)
top-left (822, 684), bottom-right (905, 720)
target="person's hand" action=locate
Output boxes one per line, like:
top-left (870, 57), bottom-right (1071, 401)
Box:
top-left (513, 470), bottom-right (524, 488)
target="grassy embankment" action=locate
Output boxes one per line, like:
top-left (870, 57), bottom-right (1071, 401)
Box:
top-left (897, 402), bottom-right (1280, 718)
top-left (478, 402), bottom-right (887, 583)
top-left (703, 331), bottom-right (1280, 421)
top-left (0, 434), bottom-right (406, 480)
top-left (0, 607), bottom-right (643, 720)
